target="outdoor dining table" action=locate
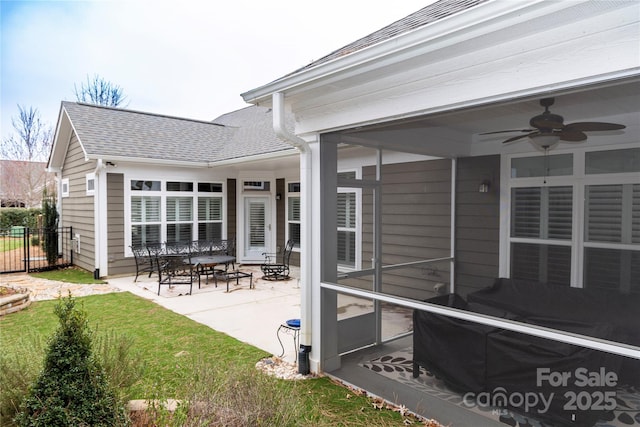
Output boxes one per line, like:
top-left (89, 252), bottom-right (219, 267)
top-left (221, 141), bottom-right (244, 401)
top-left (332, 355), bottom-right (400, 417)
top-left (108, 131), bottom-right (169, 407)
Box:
top-left (188, 255), bottom-right (252, 292)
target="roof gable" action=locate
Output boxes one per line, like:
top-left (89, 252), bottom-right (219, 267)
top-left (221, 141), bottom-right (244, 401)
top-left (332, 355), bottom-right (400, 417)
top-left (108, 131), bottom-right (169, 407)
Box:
top-left (50, 102), bottom-right (294, 167)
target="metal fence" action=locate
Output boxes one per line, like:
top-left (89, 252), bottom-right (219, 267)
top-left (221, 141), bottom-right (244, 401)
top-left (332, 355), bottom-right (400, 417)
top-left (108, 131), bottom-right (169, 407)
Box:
top-left (0, 226), bottom-right (73, 274)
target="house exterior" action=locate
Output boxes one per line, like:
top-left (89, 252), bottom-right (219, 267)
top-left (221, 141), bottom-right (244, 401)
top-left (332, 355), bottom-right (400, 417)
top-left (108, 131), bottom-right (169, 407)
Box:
top-left (241, 0), bottom-right (640, 424)
top-left (47, 102), bottom-right (302, 277)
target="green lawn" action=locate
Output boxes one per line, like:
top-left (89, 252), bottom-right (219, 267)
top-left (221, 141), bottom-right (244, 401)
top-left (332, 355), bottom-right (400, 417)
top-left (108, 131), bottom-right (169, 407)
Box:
top-left (0, 292), bottom-right (416, 426)
top-left (0, 237), bottom-right (24, 252)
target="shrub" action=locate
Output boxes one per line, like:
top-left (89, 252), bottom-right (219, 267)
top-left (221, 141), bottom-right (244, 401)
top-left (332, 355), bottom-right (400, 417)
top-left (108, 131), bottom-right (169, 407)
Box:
top-left (14, 295), bottom-right (128, 427)
top-left (41, 195), bottom-right (58, 266)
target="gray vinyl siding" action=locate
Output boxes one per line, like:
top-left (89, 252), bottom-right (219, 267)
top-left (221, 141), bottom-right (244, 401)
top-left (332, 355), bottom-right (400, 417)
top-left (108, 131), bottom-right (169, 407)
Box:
top-left (60, 133), bottom-right (96, 273)
top-left (106, 173), bottom-right (134, 276)
top-left (358, 159), bottom-right (452, 300)
top-left (454, 155), bottom-right (500, 296)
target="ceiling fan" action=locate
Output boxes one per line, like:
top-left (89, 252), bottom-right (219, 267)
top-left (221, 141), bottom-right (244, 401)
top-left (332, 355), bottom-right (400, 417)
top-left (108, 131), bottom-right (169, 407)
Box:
top-left (481, 98), bottom-right (626, 149)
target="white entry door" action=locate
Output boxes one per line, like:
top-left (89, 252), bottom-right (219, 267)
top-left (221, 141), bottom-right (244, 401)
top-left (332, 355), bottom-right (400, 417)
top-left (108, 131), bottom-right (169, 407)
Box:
top-left (244, 197), bottom-right (271, 260)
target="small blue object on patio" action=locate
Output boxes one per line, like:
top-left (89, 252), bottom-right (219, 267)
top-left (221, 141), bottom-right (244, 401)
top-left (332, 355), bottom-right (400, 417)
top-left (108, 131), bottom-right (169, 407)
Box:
top-left (277, 319), bottom-right (300, 361)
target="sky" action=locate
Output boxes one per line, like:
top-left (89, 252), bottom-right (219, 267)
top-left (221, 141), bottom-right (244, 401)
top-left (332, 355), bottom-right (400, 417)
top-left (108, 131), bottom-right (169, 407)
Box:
top-left (1, 0), bottom-right (432, 147)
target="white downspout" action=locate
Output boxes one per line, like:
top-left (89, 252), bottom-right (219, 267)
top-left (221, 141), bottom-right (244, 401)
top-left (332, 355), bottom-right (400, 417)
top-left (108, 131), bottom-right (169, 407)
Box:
top-left (272, 93), bottom-right (312, 366)
top-left (93, 159), bottom-right (103, 279)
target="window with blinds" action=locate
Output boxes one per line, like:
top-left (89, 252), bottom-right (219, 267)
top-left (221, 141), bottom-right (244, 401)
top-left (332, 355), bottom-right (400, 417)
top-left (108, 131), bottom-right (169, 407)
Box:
top-left (337, 192), bottom-right (356, 267)
top-left (508, 148), bottom-right (639, 292)
top-left (511, 186), bottom-right (572, 240)
top-left (131, 196), bottom-right (161, 246)
top-left (198, 197), bottom-right (223, 241)
top-left (288, 184), bottom-right (301, 248)
top-left (584, 183), bottom-right (640, 294)
top-left (129, 179), bottom-right (224, 249)
top-left (510, 186), bottom-right (572, 285)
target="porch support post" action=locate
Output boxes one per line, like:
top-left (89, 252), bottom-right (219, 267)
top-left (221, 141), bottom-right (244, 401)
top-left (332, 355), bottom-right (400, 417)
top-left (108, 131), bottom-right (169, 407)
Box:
top-left (374, 149), bottom-right (383, 343)
top-left (449, 158), bottom-right (456, 293)
top-left (319, 136), bottom-right (340, 372)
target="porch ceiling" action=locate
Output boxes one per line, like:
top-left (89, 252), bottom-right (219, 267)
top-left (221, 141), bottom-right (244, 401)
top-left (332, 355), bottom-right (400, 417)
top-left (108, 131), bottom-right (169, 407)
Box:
top-left (332, 78), bottom-right (640, 158)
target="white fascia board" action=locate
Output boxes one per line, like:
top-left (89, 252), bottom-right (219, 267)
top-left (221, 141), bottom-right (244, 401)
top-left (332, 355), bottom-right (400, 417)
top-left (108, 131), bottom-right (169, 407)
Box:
top-left (84, 149), bottom-right (299, 169)
top-left (241, 1), bottom-right (598, 105)
top-left (48, 106), bottom-right (75, 171)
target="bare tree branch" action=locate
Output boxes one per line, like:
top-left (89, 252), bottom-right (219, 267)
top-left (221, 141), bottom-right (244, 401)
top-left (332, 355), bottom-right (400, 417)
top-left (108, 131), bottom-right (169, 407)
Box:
top-left (74, 74), bottom-right (128, 107)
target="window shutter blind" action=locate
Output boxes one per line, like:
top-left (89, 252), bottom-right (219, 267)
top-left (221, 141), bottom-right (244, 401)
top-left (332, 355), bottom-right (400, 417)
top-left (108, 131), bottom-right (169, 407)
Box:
top-left (511, 188), bottom-right (541, 237)
top-left (547, 186), bottom-right (572, 239)
top-left (586, 185), bottom-right (623, 243)
top-left (337, 193), bottom-right (356, 228)
top-left (132, 196), bottom-right (160, 222)
top-left (167, 197), bottom-right (193, 222)
top-left (249, 203), bottom-right (265, 246)
top-left (288, 197), bottom-right (301, 221)
top-left (198, 198), bottom-right (222, 221)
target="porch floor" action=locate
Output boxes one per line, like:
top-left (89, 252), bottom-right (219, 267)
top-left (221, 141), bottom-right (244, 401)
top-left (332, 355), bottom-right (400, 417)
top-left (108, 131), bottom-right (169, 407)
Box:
top-left (329, 336), bottom-right (505, 427)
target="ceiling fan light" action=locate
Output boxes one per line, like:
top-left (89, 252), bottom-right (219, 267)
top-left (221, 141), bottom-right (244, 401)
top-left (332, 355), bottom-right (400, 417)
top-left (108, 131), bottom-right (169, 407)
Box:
top-left (529, 133), bottom-right (560, 149)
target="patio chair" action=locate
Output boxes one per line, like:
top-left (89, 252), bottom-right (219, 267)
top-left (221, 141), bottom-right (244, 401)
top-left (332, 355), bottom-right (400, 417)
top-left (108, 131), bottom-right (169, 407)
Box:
top-left (261, 240), bottom-right (294, 281)
top-left (131, 244), bottom-right (154, 282)
top-left (155, 253), bottom-right (195, 295)
top-left (191, 239), bottom-right (213, 256)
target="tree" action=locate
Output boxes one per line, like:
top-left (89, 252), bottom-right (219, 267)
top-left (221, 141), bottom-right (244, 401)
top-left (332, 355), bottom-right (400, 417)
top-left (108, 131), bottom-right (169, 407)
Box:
top-left (42, 191), bottom-right (59, 266)
top-left (15, 295), bottom-right (127, 427)
top-left (74, 74), bottom-right (128, 107)
top-left (0, 106), bottom-right (54, 208)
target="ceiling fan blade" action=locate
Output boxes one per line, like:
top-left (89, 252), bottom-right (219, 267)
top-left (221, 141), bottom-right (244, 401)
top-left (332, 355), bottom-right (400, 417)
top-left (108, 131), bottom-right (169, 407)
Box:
top-left (564, 122), bottom-right (626, 132)
top-left (559, 130), bottom-right (587, 142)
top-left (502, 132), bottom-right (538, 144)
top-left (480, 129), bottom-right (535, 135)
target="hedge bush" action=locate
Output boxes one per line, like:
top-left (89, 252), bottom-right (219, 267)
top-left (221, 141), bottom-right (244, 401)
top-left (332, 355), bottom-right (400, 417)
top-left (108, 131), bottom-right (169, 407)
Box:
top-left (0, 208), bottom-right (41, 230)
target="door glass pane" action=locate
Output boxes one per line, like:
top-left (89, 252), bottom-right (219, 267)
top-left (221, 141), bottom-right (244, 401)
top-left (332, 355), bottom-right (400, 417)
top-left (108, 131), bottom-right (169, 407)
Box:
top-left (249, 202), bottom-right (265, 247)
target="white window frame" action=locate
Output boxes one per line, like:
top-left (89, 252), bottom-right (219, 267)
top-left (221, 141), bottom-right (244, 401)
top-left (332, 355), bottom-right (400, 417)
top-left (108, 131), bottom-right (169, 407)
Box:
top-left (286, 181), bottom-right (301, 252)
top-left (501, 143), bottom-right (640, 289)
top-left (86, 173), bottom-right (95, 196)
top-left (61, 178), bottom-right (69, 198)
top-left (337, 169), bottom-right (362, 272)
top-left (125, 177), bottom-right (224, 256)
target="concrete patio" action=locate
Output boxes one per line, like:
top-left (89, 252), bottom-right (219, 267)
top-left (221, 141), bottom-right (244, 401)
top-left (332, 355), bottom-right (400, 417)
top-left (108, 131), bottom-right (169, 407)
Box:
top-left (108, 265), bottom-right (304, 363)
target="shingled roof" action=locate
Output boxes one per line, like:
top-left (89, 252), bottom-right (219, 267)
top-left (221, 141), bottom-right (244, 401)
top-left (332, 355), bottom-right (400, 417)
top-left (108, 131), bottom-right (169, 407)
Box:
top-left (60, 102), bottom-right (294, 164)
top-left (289, 0), bottom-right (487, 75)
